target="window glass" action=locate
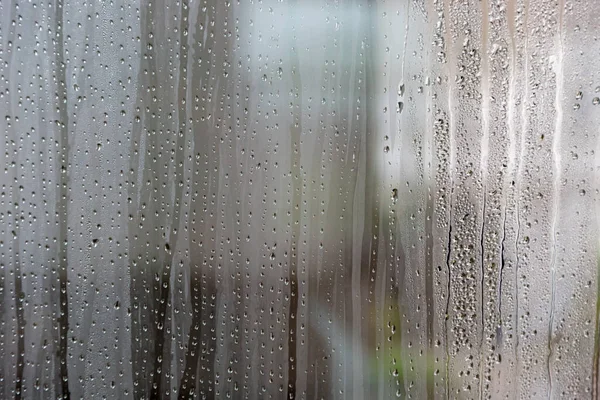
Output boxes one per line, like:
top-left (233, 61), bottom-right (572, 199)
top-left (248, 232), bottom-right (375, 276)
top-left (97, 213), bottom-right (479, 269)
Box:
top-left (1, 0), bottom-right (599, 398)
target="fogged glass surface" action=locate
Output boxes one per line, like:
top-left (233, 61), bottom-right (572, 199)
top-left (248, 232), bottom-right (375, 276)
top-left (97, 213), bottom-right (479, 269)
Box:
top-left (1, 0), bottom-right (600, 399)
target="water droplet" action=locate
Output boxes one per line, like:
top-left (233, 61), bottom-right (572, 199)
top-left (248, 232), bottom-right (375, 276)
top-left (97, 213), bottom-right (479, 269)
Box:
top-left (397, 102), bottom-right (404, 114)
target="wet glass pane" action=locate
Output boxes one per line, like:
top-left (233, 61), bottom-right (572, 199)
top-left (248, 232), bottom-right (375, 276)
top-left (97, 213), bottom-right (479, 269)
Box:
top-left (1, 0), bottom-right (600, 398)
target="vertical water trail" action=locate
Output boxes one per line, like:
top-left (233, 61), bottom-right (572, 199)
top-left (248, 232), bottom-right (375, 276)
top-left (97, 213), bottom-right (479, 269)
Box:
top-left (479, 0), bottom-right (491, 395)
top-left (54, 0), bottom-right (71, 396)
top-left (503, 0), bottom-right (518, 333)
top-left (515, 0), bottom-right (532, 388)
top-left (286, 2), bottom-right (302, 397)
top-left (547, 0), bottom-right (565, 397)
top-left (441, 1), bottom-right (456, 397)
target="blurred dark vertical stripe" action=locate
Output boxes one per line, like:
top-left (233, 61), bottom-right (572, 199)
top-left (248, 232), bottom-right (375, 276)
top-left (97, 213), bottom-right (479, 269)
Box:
top-left (54, 0), bottom-right (71, 397)
top-left (5, 1), bottom-right (25, 398)
top-left (148, 0), bottom-right (190, 397)
top-left (178, 1), bottom-right (231, 397)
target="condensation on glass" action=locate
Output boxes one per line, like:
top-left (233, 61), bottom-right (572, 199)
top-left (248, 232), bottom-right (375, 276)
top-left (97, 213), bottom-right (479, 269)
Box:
top-left (1, 0), bottom-right (599, 399)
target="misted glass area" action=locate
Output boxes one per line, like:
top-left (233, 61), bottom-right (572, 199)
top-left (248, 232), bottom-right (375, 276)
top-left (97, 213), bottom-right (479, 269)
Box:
top-left (1, 0), bottom-right (600, 398)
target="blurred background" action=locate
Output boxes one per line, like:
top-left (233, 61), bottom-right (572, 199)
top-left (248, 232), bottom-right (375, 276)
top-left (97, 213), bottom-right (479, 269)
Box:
top-left (1, 0), bottom-right (600, 399)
